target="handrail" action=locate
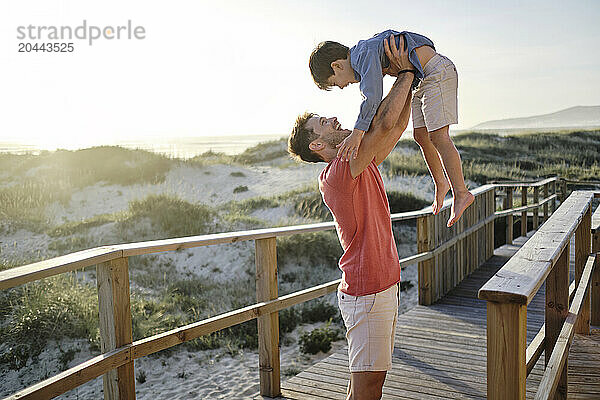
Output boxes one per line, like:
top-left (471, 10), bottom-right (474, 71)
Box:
top-left (490, 176), bottom-right (558, 188)
top-left (478, 191), bottom-right (594, 305)
top-left (494, 194), bottom-right (557, 217)
top-left (0, 178), bottom-right (562, 400)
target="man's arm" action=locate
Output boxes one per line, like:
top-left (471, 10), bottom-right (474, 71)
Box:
top-left (374, 88), bottom-right (412, 165)
top-left (349, 36), bottom-right (413, 178)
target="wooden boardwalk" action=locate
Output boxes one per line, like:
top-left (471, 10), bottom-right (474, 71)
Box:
top-left (258, 234), bottom-right (600, 400)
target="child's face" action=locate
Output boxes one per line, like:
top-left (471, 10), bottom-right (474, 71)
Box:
top-left (326, 58), bottom-right (356, 89)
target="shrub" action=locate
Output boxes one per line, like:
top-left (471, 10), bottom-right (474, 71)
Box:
top-left (233, 185), bottom-right (249, 194)
top-left (137, 370), bottom-right (147, 384)
top-left (386, 191), bottom-right (429, 213)
top-left (118, 194), bottom-right (216, 239)
top-left (0, 274), bottom-right (99, 369)
top-left (277, 231), bottom-right (342, 269)
top-left (299, 322), bottom-right (343, 354)
top-left (234, 139), bottom-right (287, 164)
top-left (293, 192), bottom-right (331, 221)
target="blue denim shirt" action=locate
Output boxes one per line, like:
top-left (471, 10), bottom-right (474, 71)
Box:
top-left (350, 30), bottom-right (435, 131)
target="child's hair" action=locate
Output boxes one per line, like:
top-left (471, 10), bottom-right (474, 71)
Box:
top-left (309, 41), bottom-right (349, 90)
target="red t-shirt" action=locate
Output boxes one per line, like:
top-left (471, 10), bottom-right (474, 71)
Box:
top-left (319, 156), bottom-right (401, 296)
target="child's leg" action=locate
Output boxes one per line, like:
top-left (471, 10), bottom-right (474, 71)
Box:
top-left (413, 127), bottom-right (449, 214)
top-left (429, 125), bottom-right (474, 227)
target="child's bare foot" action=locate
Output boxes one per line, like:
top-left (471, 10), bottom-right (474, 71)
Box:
top-left (432, 181), bottom-right (450, 215)
top-left (447, 191), bottom-right (475, 227)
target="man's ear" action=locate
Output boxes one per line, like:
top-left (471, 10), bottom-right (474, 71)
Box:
top-left (308, 139), bottom-right (325, 152)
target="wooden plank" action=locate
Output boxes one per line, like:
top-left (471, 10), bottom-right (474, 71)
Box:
top-left (533, 186), bottom-right (540, 229)
top-left (543, 184), bottom-right (549, 224)
top-left (0, 246), bottom-right (122, 290)
top-left (487, 301), bottom-right (527, 400)
top-left (494, 195), bottom-right (557, 218)
top-left (255, 237), bottom-right (281, 397)
top-left (534, 255), bottom-right (596, 400)
top-left (592, 205), bottom-right (600, 326)
top-left (527, 324), bottom-right (545, 376)
top-left (491, 177), bottom-right (558, 188)
top-left (522, 186), bottom-right (528, 237)
top-left (479, 191), bottom-right (594, 305)
top-left (3, 346), bottom-right (132, 400)
top-left (575, 206), bottom-right (592, 334)
top-left (97, 258), bottom-right (136, 400)
top-left (506, 187), bottom-right (514, 245)
top-left (417, 214), bottom-right (434, 305)
top-left (551, 181), bottom-right (557, 213)
top-left (544, 243), bottom-right (569, 399)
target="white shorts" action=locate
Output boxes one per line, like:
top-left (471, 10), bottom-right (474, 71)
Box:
top-left (412, 53), bottom-right (459, 132)
top-left (337, 283), bottom-right (399, 372)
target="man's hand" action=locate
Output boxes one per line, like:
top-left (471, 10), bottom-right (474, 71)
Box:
top-left (337, 128), bottom-right (365, 161)
top-left (382, 35), bottom-right (414, 76)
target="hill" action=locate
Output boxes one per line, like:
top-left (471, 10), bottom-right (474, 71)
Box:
top-left (472, 106), bottom-right (600, 129)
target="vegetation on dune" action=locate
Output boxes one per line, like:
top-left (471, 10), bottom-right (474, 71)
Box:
top-left (383, 129), bottom-right (600, 184)
top-left (233, 138), bottom-right (288, 164)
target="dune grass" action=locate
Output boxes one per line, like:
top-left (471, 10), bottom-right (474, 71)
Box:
top-left (383, 129), bottom-right (600, 184)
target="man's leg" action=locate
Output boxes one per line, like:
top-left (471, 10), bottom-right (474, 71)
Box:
top-left (414, 126), bottom-right (450, 214)
top-left (348, 371), bottom-right (387, 400)
top-left (429, 125), bottom-right (474, 227)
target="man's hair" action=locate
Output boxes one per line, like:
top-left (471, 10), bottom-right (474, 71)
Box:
top-left (309, 41), bottom-right (349, 90)
top-left (288, 112), bottom-right (323, 163)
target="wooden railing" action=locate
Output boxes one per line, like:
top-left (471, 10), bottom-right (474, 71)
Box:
top-left (0, 176), bottom-right (581, 400)
top-left (479, 190), bottom-right (600, 400)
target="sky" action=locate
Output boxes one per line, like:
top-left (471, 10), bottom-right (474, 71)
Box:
top-left (0, 0), bottom-right (599, 149)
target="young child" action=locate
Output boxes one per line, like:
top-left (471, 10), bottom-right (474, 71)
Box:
top-left (309, 29), bottom-right (474, 227)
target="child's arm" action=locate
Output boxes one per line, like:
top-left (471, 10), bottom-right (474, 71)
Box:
top-left (336, 44), bottom-right (385, 161)
top-left (348, 36), bottom-right (414, 178)
top-left (374, 35), bottom-right (416, 165)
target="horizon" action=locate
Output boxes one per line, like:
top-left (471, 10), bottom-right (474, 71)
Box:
top-left (1, 0), bottom-right (599, 148)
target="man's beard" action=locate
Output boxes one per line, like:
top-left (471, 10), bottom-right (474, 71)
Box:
top-left (324, 130), bottom-right (351, 148)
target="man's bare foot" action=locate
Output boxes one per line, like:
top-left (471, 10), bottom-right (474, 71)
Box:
top-left (432, 181), bottom-right (450, 215)
top-left (447, 191), bottom-right (475, 227)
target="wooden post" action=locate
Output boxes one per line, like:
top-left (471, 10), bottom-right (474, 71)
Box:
top-left (506, 187), bottom-right (514, 245)
top-left (551, 180), bottom-right (557, 213)
top-left (255, 237), bottom-right (281, 397)
top-left (97, 258), bottom-right (136, 400)
top-left (545, 243), bottom-right (569, 399)
top-left (575, 207), bottom-right (591, 334)
top-left (417, 214), bottom-right (434, 305)
top-left (543, 183), bottom-right (549, 223)
top-left (593, 217), bottom-right (600, 326)
top-left (487, 189), bottom-right (495, 259)
top-left (521, 186), bottom-right (527, 237)
top-left (533, 186), bottom-right (539, 230)
top-left (487, 301), bottom-right (527, 400)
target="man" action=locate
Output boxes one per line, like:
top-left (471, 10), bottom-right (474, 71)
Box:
top-left (288, 36), bottom-right (414, 400)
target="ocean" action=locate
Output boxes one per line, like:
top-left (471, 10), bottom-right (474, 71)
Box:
top-left (0, 134), bottom-right (288, 159)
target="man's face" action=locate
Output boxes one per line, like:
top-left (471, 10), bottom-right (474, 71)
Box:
top-left (305, 116), bottom-right (351, 149)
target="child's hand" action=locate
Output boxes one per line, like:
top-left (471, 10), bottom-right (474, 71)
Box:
top-left (383, 34), bottom-right (413, 76)
top-left (337, 129), bottom-right (365, 161)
